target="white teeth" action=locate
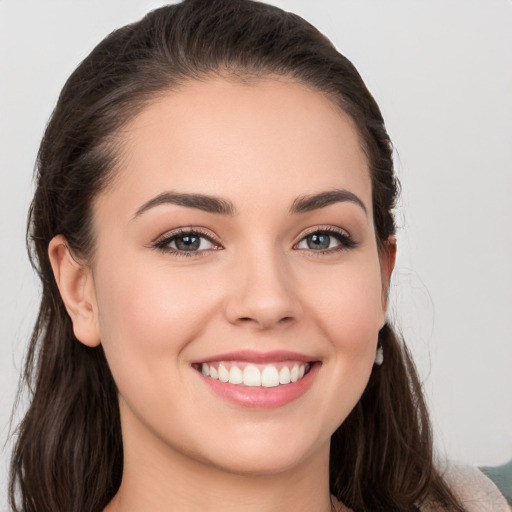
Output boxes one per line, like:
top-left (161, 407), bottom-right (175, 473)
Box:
top-left (261, 365), bottom-right (280, 387)
top-left (243, 364), bottom-right (261, 387)
top-left (218, 363), bottom-right (229, 382)
top-left (199, 362), bottom-right (311, 387)
top-left (279, 366), bottom-right (291, 384)
top-left (229, 365), bottom-right (243, 384)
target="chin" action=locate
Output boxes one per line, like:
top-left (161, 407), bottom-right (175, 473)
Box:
top-left (205, 447), bottom-right (317, 476)
top-left (189, 426), bottom-right (330, 477)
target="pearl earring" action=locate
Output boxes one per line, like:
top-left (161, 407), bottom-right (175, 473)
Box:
top-left (374, 346), bottom-right (384, 365)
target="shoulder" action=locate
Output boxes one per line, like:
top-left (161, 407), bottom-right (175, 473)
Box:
top-left (426, 462), bottom-right (509, 512)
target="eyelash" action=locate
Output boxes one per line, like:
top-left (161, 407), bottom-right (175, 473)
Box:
top-left (293, 226), bottom-right (358, 255)
top-left (152, 226), bottom-right (357, 257)
top-left (153, 228), bottom-right (221, 258)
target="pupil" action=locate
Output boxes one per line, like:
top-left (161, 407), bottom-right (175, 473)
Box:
top-left (308, 233), bottom-right (330, 250)
top-left (176, 235), bottom-right (200, 251)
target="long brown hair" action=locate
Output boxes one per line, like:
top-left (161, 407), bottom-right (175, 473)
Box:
top-left (10, 1), bottom-right (464, 511)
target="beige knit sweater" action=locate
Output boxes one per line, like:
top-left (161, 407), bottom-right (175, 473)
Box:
top-left (421, 463), bottom-right (509, 512)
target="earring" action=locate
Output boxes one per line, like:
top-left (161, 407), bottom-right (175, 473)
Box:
top-left (374, 346), bottom-right (384, 365)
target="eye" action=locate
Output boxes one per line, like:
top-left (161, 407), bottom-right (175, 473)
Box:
top-left (154, 229), bottom-right (221, 255)
top-left (295, 228), bottom-right (356, 252)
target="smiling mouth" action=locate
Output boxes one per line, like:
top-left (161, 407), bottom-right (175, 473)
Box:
top-left (193, 361), bottom-right (313, 387)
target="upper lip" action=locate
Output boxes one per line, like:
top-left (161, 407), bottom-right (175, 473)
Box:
top-left (192, 350), bottom-right (317, 364)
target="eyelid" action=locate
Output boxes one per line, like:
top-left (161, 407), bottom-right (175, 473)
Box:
top-left (297, 225), bottom-right (351, 240)
top-left (152, 226), bottom-right (223, 252)
top-left (293, 225), bottom-right (358, 252)
top-left (150, 224), bottom-right (356, 256)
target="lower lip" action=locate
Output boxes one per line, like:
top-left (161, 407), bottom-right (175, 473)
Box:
top-left (196, 363), bottom-right (319, 408)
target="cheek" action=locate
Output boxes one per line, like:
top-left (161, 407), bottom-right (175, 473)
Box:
top-left (268, 259), bottom-right (381, 440)
top-left (301, 256), bottom-right (384, 342)
top-left (298, 255), bottom-right (384, 395)
top-left (93, 255), bottom-right (220, 376)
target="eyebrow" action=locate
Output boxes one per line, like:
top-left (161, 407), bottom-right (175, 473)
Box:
top-left (133, 192), bottom-right (237, 219)
top-left (290, 189), bottom-right (367, 215)
top-left (133, 188), bottom-right (367, 220)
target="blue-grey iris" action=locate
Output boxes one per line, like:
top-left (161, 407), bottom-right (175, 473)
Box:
top-left (175, 235), bottom-right (201, 251)
top-left (307, 233), bottom-right (330, 250)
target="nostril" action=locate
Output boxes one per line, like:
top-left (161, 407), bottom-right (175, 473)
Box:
top-left (235, 315), bottom-right (295, 328)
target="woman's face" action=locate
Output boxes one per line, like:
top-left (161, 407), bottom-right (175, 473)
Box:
top-left (84, 77), bottom-right (393, 474)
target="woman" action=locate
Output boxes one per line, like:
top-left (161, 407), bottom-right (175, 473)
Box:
top-left (8, 1), bottom-right (507, 511)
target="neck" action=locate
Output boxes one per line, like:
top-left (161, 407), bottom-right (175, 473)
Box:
top-left (105, 410), bottom-right (341, 512)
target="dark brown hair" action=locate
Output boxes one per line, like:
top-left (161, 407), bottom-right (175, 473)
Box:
top-left (10, 1), bottom-right (464, 511)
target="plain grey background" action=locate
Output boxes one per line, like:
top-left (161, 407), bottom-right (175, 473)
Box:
top-left (1, 0), bottom-right (511, 506)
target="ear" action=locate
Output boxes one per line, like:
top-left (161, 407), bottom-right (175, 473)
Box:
top-left (48, 235), bottom-right (101, 347)
top-left (379, 235), bottom-right (397, 322)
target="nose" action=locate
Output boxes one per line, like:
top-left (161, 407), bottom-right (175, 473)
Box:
top-left (224, 249), bottom-right (302, 330)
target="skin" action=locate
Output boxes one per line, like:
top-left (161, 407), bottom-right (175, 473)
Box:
top-left (49, 77), bottom-right (395, 512)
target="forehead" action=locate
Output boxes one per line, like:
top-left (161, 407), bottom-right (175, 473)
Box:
top-left (99, 77), bottom-right (371, 215)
